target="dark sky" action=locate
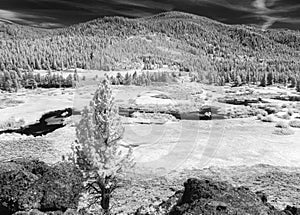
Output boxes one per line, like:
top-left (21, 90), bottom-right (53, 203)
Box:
top-left (0, 0), bottom-right (299, 30)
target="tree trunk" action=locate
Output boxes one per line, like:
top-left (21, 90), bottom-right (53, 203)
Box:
top-left (101, 189), bottom-right (110, 214)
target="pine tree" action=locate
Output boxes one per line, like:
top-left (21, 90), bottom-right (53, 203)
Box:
top-left (290, 76), bottom-right (296, 88)
top-left (260, 72), bottom-right (267, 87)
top-left (70, 79), bottom-right (133, 214)
top-left (235, 75), bottom-right (242, 87)
top-left (267, 72), bottom-right (273, 86)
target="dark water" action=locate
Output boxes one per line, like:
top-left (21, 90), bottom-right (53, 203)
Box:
top-left (0, 105), bottom-right (226, 137)
top-left (119, 106), bottom-right (226, 120)
top-left (0, 108), bottom-right (73, 137)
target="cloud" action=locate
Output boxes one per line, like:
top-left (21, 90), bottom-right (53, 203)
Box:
top-left (0, 9), bottom-right (65, 27)
top-left (250, 0), bottom-right (300, 29)
top-left (0, 0), bottom-right (299, 29)
top-left (0, 9), bottom-right (35, 23)
top-left (253, 0), bottom-right (269, 10)
top-left (190, 0), bottom-right (300, 30)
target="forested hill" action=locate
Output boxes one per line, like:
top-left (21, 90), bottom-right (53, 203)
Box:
top-left (0, 11), bottom-right (300, 86)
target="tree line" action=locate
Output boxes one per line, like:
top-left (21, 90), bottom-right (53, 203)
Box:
top-left (0, 70), bottom-right (79, 92)
top-left (109, 71), bottom-right (176, 86)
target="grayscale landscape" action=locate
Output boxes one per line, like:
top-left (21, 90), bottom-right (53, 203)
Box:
top-left (0, 3), bottom-right (300, 215)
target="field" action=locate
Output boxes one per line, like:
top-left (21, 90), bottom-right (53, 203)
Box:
top-left (1, 71), bottom-right (300, 169)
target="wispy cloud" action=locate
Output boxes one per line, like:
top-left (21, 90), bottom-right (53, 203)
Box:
top-left (189, 0), bottom-right (300, 30)
top-left (0, 9), bottom-right (35, 24)
top-left (0, 0), bottom-right (299, 29)
top-left (0, 9), bottom-right (64, 28)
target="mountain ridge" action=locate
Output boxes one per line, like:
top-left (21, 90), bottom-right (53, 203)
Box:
top-left (0, 11), bottom-right (299, 88)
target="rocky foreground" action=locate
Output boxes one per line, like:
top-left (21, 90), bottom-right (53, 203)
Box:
top-left (135, 178), bottom-right (300, 214)
top-left (1, 160), bottom-right (300, 215)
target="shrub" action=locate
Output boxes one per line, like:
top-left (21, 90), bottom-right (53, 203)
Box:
top-left (275, 121), bottom-right (289, 128)
top-left (257, 114), bottom-right (263, 120)
top-left (281, 114), bottom-right (291, 120)
top-left (265, 107), bottom-right (279, 114)
top-left (287, 109), bottom-right (294, 116)
top-left (289, 120), bottom-right (300, 128)
top-left (261, 115), bottom-right (275, 122)
top-left (273, 128), bottom-right (295, 135)
top-left (0, 159), bottom-right (83, 215)
top-left (256, 109), bottom-right (268, 117)
top-left (0, 159), bottom-right (48, 214)
top-left (39, 162), bottom-right (84, 212)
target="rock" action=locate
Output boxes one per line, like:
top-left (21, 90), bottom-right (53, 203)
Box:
top-left (0, 159), bottom-right (83, 215)
top-left (135, 190), bottom-right (183, 215)
top-left (136, 178), bottom-right (295, 215)
top-left (169, 178), bottom-right (290, 214)
top-left (283, 206), bottom-right (300, 215)
top-left (169, 179), bottom-right (300, 214)
top-left (256, 191), bottom-right (268, 204)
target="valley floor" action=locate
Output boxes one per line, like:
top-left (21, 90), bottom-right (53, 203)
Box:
top-left (1, 77), bottom-right (300, 213)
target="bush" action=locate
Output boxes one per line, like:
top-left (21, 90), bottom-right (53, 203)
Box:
top-left (281, 114), bottom-right (291, 120)
top-left (287, 109), bottom-right (294, 116)
top-left (261, 115), bottom-right (275, 122)
top-left (0, 159), bottom-right (48, 214)
top-left (275, 121), bottom-right (289, 128)
top-left (273, 128), bottom-right (295, 135)
top-left (39, 162), bottom-right (84, 212)
top-left (257, 114), bottom-right (263, 120)
top-left (289, 120), bottom-right (300, 128)
top-left (0, 159), bottom-right (83, 215)
top-left (256, 109), bottom-right (268, 117)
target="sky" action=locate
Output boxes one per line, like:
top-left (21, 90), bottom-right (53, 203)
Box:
top-left (0, 0), bottom-right (299, 30)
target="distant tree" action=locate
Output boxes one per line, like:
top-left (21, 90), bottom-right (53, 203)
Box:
top-left (267, 72), bottom-right (273, 86)
top-left (73, 70), bottom-right (79, 82)
top-left (132, 71), bottom-right (137, 80)
top-left (124, 73), bottom-right (132, 85)
top-left (290, 76), bottom-right (296, 88)
top-left (116, 72), bottom-right (123, 85)
top-left (260, 72), bottom-right (267, 87)
top-left (235, 75), bottom-right (242, 87)
top-left (66, 74), bottom-right (74, 87)
top-left (26, 79), bottom-right (37, 89)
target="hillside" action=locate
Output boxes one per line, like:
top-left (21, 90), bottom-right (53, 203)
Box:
top-left (0, 11), bottom-right (300, 87)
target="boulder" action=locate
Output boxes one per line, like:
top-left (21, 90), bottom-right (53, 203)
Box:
top-left (169, 178), bottom-right (295, 215)
top-left (283, 206), bottom-right (300, 215)
top-left (169, 178), bottom-right (287, 214)
top-left (136, 178), bottom-right (298, 215)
